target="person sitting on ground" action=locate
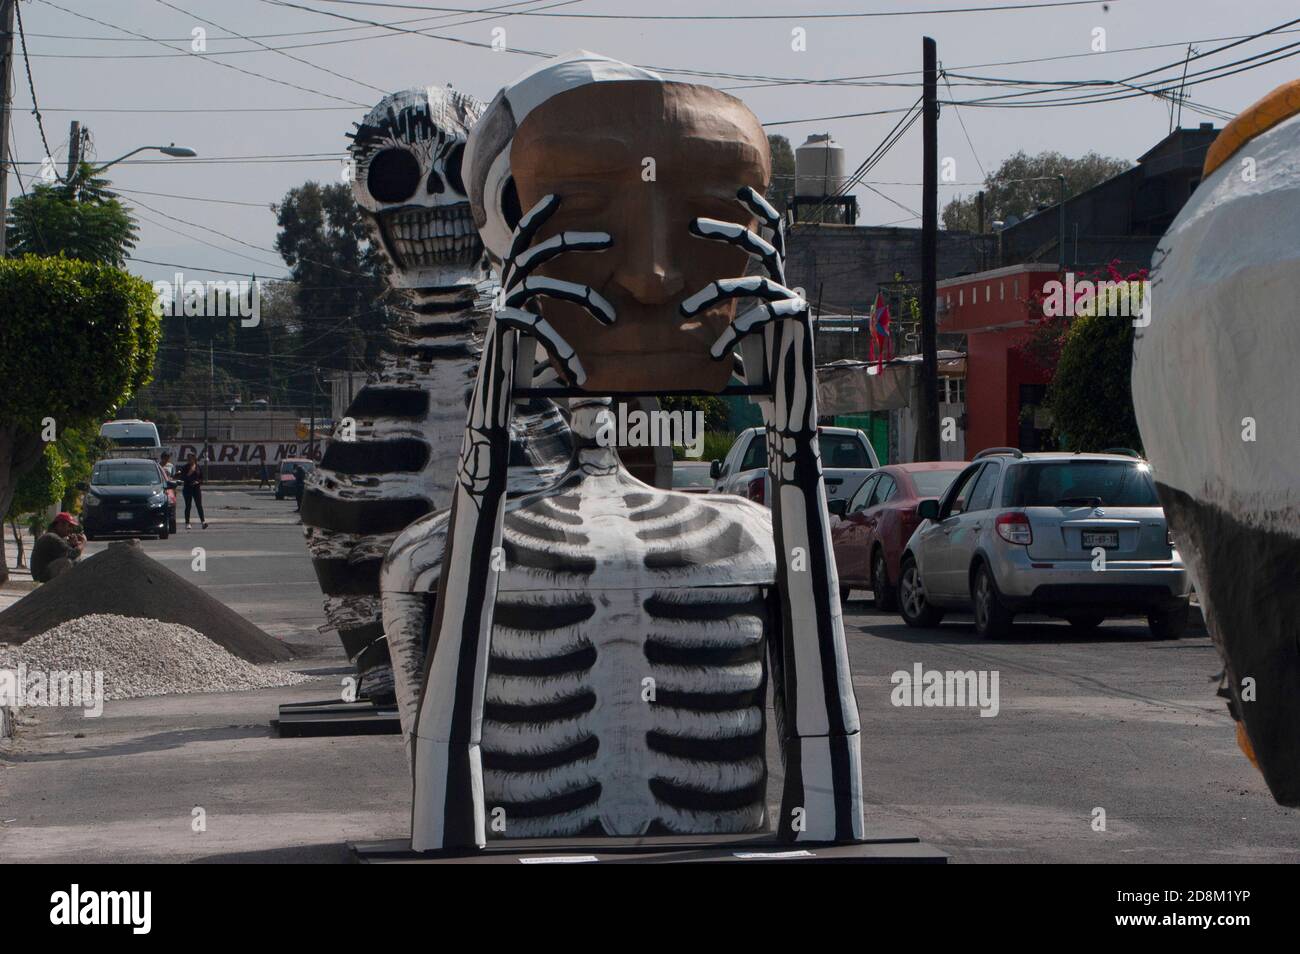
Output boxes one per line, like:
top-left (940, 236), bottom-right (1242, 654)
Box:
top-left (30, 513), bottom-right (86, 583)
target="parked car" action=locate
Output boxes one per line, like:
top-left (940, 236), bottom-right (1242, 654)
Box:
top-left (898, 449), bottom-right (1192, 639)
top-left (672, 460), bottom-right (715, 494)
top-left (829, 461), bottom-right (968, 610)
top-left (709, 425), bottom-right (880, 506)
top-left (98, 419), bottom-right (161, 459)
top-left (81, 458), bottom-right (177, 540)
top-left (275, 458), bottom-right (315, 500)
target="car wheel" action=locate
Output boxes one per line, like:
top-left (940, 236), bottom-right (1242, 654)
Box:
top-left (1067, 614), bottom-right (1104, 631)
top-left (84, 533), bottom-right (96, 542)
top-left (275, 492), bottom-right (284, 500)
top-left (169, 514), bottom-right (177, 533)
top-left (158, 522), bottom-right (169, 540)
top-left (972, 564), bottom-right (1014, 639)
top-left (1148, 601), bottom-right (1190, 640)
top-left (872, 549), bottom-right (898, 612)
top-left (899, 559), bottom-right (944, 628)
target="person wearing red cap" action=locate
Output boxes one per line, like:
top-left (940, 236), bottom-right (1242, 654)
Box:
top-left (30, 513), bottom-right (86, 583)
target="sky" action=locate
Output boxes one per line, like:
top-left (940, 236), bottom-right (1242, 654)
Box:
top-left (6, 0), bottom-right (1300, 286)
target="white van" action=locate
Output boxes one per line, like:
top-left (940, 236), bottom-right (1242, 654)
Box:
top-left (99, 419), bottom-right (162, 458)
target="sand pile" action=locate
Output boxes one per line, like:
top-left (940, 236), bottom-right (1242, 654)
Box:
top-left (5, 614), bottom-right (313, 700)
top-left (0, 541), bottom-right (292, 663)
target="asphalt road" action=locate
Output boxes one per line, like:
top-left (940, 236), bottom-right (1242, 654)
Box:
top-left (2, 486), bottom-right (1296, 862)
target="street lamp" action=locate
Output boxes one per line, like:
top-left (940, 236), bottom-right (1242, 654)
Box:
top-left (87, 143), bottom-right (197, 175)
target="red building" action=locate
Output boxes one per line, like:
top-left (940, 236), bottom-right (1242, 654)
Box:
top-left (937, 264), bottom-right (1062, 455)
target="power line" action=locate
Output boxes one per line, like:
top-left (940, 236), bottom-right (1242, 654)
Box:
top-left (151, 0), bottom-right (389, 96)
top-left (34, 0), bottom-right (370, 107)
top-left (298, 0), bottom-right (1108, 19)
top-left (13, 0), bottom-right (55, 166)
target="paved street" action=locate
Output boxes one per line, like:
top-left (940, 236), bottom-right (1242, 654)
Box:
top-left (2, 486), bottom-right (1296, 862)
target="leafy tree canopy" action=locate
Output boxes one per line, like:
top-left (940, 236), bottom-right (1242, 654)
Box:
top-left (942, 150), bottom-right (1131, 232)
top-left (5, 162), bottom-right (139, 266)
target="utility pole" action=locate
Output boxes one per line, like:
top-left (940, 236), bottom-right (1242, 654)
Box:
top-left (203, 341), bottom-right (212, 461)
top-left (0, 0), bottom-right (17, 259)
top-left (1058, 174), bottom-right (1067, 272)
top-left (308, 366), bottom-right (318, 461)
top-left (917, 36), bottom-right (941, 462)
top-left (66, 120), bottom-right (81, 179)
top-left (976, 190), bottom-right (986, 271)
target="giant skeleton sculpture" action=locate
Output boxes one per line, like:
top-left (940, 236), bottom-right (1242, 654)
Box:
top-left (384, 53), bottom-right (864, 849)
top-left (1134, 79), bottom-right (1300, 807)
top-left (301, 86), bottom-right (569, 699)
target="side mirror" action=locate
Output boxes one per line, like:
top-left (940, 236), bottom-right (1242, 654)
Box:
top-left (917, 499), bottom-right (940, 521)
top-left (167, 480), bottom-right (179, 489)
top-left (709, 459), bottom-right (722, 480)
top-left (827, 498), bottom-right (848, 517)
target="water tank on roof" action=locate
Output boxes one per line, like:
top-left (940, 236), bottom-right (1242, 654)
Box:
top-left (795, 133), bottom-right (847, 198)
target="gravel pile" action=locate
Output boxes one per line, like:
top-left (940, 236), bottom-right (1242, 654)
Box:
top-left (8, 614), bottom-right (314, 701)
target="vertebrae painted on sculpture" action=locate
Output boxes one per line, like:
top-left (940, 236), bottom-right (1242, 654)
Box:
top-left (302, 86), bottom-right (568, 696)
top-left (402, 55), bottom-right (864, 849)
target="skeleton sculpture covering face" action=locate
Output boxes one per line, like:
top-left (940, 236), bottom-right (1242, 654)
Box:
top-left (1133, 79), bottom-right (1300, 806)
top-left (349, 86), bottom-right (486, 289)
top-left (509, 81), bottom-right (771, 393)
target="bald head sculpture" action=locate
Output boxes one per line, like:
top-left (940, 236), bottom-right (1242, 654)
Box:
top-left (509, 80), bottom-right (771, 392)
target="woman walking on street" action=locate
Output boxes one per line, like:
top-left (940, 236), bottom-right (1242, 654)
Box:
top-left (180, 453), bottom-right (209, 529)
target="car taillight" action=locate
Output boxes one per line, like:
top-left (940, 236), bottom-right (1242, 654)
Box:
top-left (746, 474), bottom-right (765, 505)
top-left (995, 511), bottom-right (1033, 545)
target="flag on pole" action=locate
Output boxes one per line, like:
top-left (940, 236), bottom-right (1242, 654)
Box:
top-left (869, 291), bottom-right (893, 370)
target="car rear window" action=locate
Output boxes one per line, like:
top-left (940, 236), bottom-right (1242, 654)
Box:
top-left (911, 469), bottom-right (962, 497)
top-left (821, 434), bottom-right (870, 468)
top-left (672, 466), bottom-right (713, 488)
top-left (1001, 460), bottom-right (1159, 508)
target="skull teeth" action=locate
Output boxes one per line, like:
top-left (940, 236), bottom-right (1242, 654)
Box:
top-left (382, 205), bottom-right (481, 267)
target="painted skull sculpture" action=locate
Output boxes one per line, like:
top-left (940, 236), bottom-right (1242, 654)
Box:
top-left (348, 86), bottom-right (487, 289)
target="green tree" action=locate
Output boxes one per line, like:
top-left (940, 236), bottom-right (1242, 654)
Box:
top-left (0, 256), bottom-right (158, 582)
top-left (6, 443), bottom-right (67, 568)
top-left (767, 134), bottom-right (796, 214)
top-left (942, 151), bottom-right (1131, 232)
top-left (273, 182), bottom-right (388, 376)
top-left (1044, 281), bottom-right (1144, 452)
top-left (5, 162), bottom-right (139, 266)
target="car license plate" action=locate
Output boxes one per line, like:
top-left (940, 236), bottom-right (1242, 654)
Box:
top-left (117, 512), bottom-right (134, 521)
top-left (1082, 530), bottom-right (1118, 549)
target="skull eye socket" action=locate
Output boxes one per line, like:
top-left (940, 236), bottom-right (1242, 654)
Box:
top-left (443, 142), bottom-right (467, 195)
top-left (367, 148), bottom-right (421, 203)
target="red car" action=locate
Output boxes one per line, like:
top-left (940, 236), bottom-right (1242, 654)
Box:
top-left (830, 462), bottom-right (968, 610)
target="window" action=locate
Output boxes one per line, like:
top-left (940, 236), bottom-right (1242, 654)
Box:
top-left (959, 289), bottom-right (964, 306)
top-left (943, 465), bottom-right (983, 517)
top-left (822, 434), bottom-right (871, 468)
top-left (1013, 279), bottom-right (1019, 298)
top-left (93, 464), bottom-right (160, 487)
top-left (1001, 461), bottom-right (1159, 508)
top-left (849, 475), bottom-right (878, 513)
top-left (1000, 281), bottom-right (1005, 301)
top-left (740, 434), bottom-right (767, 471)
top-left (966, 463), bottom-right (1001, 512)
top-left (985, 285), bottom-right (990, 303)
top-left (911, 468), bottom-right (963, 497)
top-left (873, 475), bottom-right (898, 506)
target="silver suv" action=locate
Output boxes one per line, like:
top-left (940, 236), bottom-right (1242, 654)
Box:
top-left (897, 449), bottom-right (1192, 639)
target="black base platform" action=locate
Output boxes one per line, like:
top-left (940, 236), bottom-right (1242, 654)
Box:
top-left (349, 833), bottom-right (947, 864)
top-left (273, 699), bottom-right (401, 737)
